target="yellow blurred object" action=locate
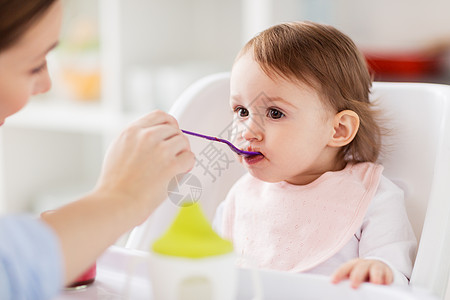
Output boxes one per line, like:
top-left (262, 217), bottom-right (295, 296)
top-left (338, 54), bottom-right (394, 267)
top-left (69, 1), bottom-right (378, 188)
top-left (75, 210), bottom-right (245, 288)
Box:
top-left (62, 67), bottom-right (101, 101)
top-left (56, 14), bottom-right (101, 101)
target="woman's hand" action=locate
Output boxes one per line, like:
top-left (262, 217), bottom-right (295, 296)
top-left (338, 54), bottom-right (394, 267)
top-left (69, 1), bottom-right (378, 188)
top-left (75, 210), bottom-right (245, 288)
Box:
top-left (94, 110), bottom-right (195, 224)
top-left (42, 110), bottom-right (195, 284)
top-left (42, 111), bottom-right (195, 283)
top-left (331, 258), bottom-right (394, 288)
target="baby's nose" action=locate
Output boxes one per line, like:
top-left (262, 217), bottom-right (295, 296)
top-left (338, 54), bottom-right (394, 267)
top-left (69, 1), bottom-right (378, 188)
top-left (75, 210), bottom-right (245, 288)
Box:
top-left (241, 120), bottom-right (263, 142)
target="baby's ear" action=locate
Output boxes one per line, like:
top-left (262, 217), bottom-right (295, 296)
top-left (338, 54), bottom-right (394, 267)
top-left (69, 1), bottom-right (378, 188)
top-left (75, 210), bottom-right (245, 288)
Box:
top-left (328, 110), bottom-right (360, 147)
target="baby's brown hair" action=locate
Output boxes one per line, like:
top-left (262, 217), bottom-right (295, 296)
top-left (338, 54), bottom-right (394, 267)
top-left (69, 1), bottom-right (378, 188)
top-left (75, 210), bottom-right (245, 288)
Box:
top-left (238, 21), bottom-right (381, 163)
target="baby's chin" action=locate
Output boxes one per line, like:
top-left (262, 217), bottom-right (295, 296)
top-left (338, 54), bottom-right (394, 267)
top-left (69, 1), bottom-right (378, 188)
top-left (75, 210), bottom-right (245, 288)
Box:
top-left (246, 169), bottom-right (284, 183)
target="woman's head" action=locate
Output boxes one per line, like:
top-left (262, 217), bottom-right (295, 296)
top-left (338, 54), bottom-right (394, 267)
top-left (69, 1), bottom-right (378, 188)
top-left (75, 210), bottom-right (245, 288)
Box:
top-left (235, 21), bottom-right (381, 164)
top-left (0, 0), bottom-right (62, 125)
top-left (0, 0), bottom-right (58, 51)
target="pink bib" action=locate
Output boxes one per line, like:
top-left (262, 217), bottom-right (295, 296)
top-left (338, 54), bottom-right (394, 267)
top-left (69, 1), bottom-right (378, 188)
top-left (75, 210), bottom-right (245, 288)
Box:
top-left (222, 162), bottom-right (383, 272)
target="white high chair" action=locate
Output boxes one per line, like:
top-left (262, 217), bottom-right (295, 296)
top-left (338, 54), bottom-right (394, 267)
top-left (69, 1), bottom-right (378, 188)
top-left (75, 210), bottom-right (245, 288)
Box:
top-left (125, 73), bottom-right (450, 299)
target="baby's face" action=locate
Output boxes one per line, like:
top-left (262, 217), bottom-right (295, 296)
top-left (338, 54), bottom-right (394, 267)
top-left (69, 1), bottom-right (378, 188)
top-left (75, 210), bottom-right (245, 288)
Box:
top-left (230, 52), bottom-right (338, 185)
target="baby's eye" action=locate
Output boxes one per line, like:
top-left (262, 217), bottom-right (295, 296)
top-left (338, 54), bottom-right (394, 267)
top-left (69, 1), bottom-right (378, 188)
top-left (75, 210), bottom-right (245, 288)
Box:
top-left (267, 108), bottom-right (284, 119)
top-left (235, 107), bottom-right (249, 118)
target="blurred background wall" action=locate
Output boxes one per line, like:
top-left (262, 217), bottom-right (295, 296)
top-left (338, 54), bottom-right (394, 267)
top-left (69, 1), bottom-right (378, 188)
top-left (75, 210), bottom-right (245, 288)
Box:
top-left (53, 0), bottom-right (450, 113)
top-left (1, 0), bottom-right (450, 227)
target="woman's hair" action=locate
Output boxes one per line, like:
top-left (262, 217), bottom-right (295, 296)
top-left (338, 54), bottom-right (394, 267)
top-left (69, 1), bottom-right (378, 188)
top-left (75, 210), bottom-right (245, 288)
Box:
top-left (0, 0), bottom-right (57, 51)
top-left (238, 21), bottom-right (382, 163)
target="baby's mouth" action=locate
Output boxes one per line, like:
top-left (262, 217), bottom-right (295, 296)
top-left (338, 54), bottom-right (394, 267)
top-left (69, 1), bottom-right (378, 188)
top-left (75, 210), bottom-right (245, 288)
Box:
top-left (243, 153), bottom-right (263, 159)
top-left (242, 147), bottom-right (264, 158)
top-left (243, 151), bottom-right (265, 164)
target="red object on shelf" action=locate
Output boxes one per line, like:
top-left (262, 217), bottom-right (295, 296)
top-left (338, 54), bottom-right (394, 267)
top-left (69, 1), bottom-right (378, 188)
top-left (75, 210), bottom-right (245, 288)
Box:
top-left (364, 50), bottom-right (444, 80)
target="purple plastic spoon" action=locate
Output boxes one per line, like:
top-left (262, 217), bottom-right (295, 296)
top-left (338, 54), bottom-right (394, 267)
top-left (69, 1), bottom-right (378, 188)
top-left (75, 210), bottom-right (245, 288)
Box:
top-left (181, 129), bottom-right (262, 157)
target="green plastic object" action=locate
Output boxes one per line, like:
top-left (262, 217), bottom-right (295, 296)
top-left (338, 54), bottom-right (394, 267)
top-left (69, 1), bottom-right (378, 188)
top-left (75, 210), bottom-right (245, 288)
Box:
top-left (152, 202), bottom-right (233, 258)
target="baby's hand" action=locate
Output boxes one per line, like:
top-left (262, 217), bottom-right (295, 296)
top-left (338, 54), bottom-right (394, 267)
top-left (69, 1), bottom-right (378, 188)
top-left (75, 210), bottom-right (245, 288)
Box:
top-left (331, 258), bottom-right (393, 289)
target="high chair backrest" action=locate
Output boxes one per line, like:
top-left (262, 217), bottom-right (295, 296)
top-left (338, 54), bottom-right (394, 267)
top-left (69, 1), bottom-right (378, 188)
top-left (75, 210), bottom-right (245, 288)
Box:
top-left (125, 73), bottom-right (450, 299)
top-left (371, 81), bottom-right (450, 299)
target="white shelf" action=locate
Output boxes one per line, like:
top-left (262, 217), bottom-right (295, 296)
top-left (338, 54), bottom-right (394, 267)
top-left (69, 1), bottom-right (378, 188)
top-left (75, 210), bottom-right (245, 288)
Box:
top-left (5, 99), bottom-right (139, 134)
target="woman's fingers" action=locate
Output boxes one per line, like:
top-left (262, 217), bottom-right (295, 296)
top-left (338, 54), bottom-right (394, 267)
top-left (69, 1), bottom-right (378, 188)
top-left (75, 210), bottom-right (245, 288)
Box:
top-left (97, 110), bottom-right (195, 205)
top-left (172, 150), bottom-right (196, 175)
top-left (162, 131), bottom-right (195, 175)
top-left (137, 123), bottom-right (194, 174)
top-left (132, 110), bottom-right (179, 129)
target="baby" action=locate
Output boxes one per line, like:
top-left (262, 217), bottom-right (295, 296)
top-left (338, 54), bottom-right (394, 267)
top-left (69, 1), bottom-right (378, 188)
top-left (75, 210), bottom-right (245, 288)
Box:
top-left (213, 21), bottom-right (417, 288)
